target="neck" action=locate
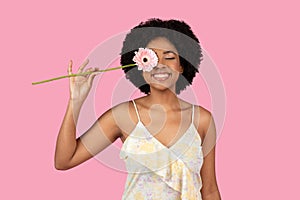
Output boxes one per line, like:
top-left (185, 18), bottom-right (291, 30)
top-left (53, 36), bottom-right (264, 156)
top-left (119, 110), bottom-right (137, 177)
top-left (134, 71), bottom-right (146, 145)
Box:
top-left (145, 88), bottom-right (182, 111)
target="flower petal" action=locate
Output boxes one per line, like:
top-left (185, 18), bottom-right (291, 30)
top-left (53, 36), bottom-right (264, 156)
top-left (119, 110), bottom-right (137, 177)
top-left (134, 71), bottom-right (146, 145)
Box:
top-left (132, 48), bottom-right (158, 72)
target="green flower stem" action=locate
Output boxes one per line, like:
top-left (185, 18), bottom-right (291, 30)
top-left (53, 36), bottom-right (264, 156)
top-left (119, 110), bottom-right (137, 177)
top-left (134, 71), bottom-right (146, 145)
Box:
top-left (32, 63), bottom-right (136, 85)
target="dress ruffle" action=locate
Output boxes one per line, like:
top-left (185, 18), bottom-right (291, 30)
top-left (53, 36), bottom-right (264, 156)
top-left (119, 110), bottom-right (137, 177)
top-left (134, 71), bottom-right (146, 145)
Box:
top-left (121, 147), bottom-right (201, 200)
top-left (154, 159), bottom-right (200, 200)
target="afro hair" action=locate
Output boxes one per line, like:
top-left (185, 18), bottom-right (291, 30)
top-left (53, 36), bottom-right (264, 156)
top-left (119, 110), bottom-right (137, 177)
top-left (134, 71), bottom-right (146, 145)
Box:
top-left (120, 18), bottom-right (203, 95)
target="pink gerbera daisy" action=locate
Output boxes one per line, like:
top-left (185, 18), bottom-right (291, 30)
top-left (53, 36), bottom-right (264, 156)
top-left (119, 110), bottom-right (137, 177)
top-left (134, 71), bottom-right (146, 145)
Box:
top-left (32, 47), bottom-right (159, 85)
top-left (132, 48), bottom-right (158, 72)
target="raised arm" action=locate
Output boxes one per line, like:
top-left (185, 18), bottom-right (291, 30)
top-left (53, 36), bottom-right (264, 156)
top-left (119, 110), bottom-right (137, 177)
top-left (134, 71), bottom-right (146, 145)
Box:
top-left (54, 60), bottom-right (122, 170)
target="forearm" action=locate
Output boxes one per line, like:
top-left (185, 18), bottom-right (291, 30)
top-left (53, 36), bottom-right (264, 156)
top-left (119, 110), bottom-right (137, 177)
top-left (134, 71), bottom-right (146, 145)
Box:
top-left (54, 99), bottom-right (83, 169)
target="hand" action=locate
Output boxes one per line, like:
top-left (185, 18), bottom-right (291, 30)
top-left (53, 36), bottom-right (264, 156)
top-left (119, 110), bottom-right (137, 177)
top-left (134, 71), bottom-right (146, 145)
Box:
top-left (68, 59), bottom-right (99, 103)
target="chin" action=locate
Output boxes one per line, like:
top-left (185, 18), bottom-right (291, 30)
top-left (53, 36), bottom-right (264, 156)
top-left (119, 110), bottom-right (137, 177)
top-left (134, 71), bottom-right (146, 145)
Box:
top-left (149, 83), bottom-right (176, 93)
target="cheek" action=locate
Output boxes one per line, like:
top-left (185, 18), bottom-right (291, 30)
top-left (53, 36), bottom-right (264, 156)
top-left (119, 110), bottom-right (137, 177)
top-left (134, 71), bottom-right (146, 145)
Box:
top-left (172, 72), bottom-right (180, 82)
top-left (167, 61), bottom-right (181, 72)
top-left (142, 72), bottom-right (152, 84)
top-left (170, 65), bottom-right (182, 74)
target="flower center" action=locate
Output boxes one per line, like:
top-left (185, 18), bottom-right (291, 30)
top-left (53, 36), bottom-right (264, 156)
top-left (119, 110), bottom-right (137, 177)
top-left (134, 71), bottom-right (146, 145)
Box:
top-left (143, 57), bottom-right (148, 63)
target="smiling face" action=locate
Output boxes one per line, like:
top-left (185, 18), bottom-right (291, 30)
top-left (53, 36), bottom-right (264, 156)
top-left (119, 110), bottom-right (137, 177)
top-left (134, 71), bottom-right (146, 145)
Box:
top-left (143, 37), bottom-right (183, 93)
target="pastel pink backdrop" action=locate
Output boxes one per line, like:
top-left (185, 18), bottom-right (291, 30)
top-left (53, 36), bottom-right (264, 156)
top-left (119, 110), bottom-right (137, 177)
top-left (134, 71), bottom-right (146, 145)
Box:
top-left (1, 0), bottom-right (299, 199)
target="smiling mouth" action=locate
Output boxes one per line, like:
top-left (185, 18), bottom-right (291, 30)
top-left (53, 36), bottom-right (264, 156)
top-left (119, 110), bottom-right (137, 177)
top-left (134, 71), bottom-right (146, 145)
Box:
top-left (151, 73), bottom-right (172, 81)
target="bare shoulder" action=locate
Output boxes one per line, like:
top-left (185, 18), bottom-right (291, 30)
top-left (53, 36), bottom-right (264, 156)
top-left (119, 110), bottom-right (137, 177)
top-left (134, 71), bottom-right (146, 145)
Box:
top-left (108, 100), bottom-right (140, 135)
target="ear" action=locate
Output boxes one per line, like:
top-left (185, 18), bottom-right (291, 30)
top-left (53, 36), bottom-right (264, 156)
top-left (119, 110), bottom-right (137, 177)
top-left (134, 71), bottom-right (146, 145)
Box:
top-left (179, 66), bottom-right (184, 74)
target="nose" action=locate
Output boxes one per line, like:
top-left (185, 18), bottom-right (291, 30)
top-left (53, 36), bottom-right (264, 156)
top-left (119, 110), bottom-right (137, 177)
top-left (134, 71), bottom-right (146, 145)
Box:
top-left (154, 63), bottom-right (167, 70)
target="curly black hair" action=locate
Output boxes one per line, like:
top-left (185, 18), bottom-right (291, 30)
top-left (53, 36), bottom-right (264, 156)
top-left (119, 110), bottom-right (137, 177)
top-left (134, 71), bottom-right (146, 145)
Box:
top-left (120, 18), bottom-right (203, 95)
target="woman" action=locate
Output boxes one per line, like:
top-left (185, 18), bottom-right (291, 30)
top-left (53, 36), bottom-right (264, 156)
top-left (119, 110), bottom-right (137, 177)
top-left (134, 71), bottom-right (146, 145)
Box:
top-left (55, 18), bottom-right (221, 200)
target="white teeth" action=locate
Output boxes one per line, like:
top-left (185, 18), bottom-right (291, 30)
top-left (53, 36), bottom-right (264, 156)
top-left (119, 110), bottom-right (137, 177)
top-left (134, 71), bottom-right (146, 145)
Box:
top-left (152, 73), bottom-right (171, 81)
top-left (153, 73), bottom-right (169, 78)
top-left (154, 74), bottom-right (169, 78)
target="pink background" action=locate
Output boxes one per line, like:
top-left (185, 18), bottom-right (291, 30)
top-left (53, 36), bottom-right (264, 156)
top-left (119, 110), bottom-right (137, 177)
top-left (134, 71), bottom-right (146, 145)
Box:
top-left (1, 0), bottom-right (299, 199)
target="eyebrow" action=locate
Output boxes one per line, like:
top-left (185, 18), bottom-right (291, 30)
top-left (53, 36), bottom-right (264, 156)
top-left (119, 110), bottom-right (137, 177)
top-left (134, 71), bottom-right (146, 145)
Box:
top-left (163, 50), bottom-right (177, 55)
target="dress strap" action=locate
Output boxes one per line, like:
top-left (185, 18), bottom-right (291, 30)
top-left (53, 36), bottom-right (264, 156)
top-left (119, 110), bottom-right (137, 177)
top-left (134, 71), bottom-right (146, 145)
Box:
top-left (132, 100), bottom-right (141, 122)
top-left (191, 104), bottom-right (195, 124)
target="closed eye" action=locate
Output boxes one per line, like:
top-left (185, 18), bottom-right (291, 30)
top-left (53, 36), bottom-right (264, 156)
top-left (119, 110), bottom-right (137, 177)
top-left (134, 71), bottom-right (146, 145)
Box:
top-left (165, 57), bottom-right (175, 60)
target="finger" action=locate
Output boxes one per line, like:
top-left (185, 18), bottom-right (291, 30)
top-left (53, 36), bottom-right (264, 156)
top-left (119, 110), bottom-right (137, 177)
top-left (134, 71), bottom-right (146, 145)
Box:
top-left (84, 67), bottom-right (94, 75)
top-left (78, 59), bottom-right (89, 73)
top-left (86, 67), bottom-right (99, 74)
top-left (68, 60), bottom-right (73, 75)
top-left (88, 70), bottom-right (100, 86)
